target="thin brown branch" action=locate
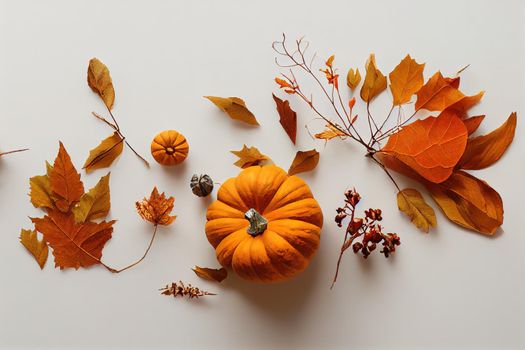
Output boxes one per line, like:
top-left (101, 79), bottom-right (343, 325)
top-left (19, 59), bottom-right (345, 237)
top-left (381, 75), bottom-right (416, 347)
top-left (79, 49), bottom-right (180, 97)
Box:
top-left (0, 148), bottom-right (29, 156)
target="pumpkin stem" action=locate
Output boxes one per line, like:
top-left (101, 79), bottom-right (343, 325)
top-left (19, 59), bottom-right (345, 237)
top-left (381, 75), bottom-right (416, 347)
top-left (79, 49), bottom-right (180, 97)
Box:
top-left (245, 208), bottom-right (268, 237)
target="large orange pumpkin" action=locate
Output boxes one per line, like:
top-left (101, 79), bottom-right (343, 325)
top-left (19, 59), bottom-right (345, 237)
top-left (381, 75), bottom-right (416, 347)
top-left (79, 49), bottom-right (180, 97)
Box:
top-left (205, 165), bottom-right (323, 283)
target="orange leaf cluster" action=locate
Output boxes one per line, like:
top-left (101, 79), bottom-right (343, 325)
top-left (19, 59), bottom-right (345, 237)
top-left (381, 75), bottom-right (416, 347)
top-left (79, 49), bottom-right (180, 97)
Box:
top-left (22, 142), bottom-right (116, 269)
top-left (379, 73), bottom-right (516, 234)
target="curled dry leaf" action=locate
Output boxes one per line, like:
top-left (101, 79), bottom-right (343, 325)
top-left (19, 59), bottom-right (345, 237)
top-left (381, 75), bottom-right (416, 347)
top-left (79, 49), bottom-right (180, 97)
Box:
top-left (360, 54), bottom-right (387, 103)
top-left (32, 210), bottom-right (115, 269)
top-left (346, 68), bottom-right (361, 90)
top-left (72, 173), bottom-right (111, 223)
top-left (20, 229), bottom-right (49, 269)
top-left (458, 112), bottom-right (517, 170)
top-left (51, 142), bottom-right (85, 212)
top-left (136, 187), bottom-right (176, 226)
top-left (87, 58), bottom-right (115, 110)
top-left (463, 115), bottom-right (485, 135)
top-left (425, 171), bottom-right (503, 235)
top-left (389, 55), bottom-right (425, 105)
top-left (315, 124), bottom-right (346, 141)
top-left (397, 188), bottom-right (437, 232)
top-left (160, 281), bottom-right (216, 299)
top-left (192, 266), bottom-right (228, 283)
top-left (288, 149), bottom-right (320, 175)
top-left (204, 96), bottom-right (259, 126)
top-left (83, 132), bottom-right (124, 173)
top-left (272, 94), bottom-right (297, 144)
top-left (231, 145), bottom-right (270, 168)
top-left (379, 111), bottom-right (468, 183)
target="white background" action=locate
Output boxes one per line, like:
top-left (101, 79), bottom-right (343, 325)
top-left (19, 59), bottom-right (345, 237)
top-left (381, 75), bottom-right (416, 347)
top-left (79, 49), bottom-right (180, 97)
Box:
top-left (1, 1), bottom-right (524, 349)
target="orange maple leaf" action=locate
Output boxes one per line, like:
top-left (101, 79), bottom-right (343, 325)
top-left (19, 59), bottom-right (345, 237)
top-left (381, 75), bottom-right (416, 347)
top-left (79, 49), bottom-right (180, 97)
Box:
top-left (50, 142), bottom-right (85, 212)
top-left (136, 187), bottom-right (177, 226)
top-left (32, 210), bottom-right (115, 269)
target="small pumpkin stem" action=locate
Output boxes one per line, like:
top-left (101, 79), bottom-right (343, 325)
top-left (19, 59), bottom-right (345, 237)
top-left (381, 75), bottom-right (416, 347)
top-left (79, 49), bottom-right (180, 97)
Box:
top-left (245, 208), bottom-right (268, 237)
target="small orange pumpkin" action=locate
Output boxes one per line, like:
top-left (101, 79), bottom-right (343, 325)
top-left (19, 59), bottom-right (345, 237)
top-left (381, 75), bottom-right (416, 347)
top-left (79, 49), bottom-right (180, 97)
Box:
top-left (205, 165), bottom-right (323, 283)
top-left (151, 130), bottom-right (189, 166)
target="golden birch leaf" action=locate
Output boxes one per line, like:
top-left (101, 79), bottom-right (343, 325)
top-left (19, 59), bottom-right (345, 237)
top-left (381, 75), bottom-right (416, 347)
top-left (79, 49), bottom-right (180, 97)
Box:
top-left (288, 149), bottom-right (320, 175)
top-left (360, 54), bottom-right (387, 103)
top-left (192, 266), bottom-right (228, 283)
top-left (73, 173), bottom-right (111, 223)
top-left (231, 145), bottom-right (270, 168)
top-left (346, 68), bottom-right (361, 90)
top-left (458, 112), bottom-right (517, 170)
top-left (314, 124), bottom-right (346, 141)
top-left (389, 55), bottom-right (425, 105)
top-left (87, 58), bottom-right (115, 110)
top-left (204, 96), bottom-right (259, 126)
top-left (29, 171), bottom-right (53, 209)
top-left (83, 132), bottom-right (124, 173)
top-left (20, 229), bottom-right (49, 269)
top-left (397, 188), bottom-right (436, 232)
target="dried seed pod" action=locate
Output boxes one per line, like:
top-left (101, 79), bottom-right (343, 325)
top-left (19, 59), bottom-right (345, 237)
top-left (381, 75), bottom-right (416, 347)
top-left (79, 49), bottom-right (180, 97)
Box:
top-left (190, 174), bottom-right (214, 197)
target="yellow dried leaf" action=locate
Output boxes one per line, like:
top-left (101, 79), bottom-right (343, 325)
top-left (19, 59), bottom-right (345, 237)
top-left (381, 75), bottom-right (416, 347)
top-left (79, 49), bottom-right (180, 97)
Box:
top-left (346, 68), bottom-right (361, 90)
top-left (29, 167), bottom-right (53, 209)
top-left (360, 54), bottom-right (387, 103)
top-left (231, 145), bottom-right (269, 168)
top-left (389, 55), bottom-right (425, 105)
top-left (192, 266), bottom-right (228, 283)
top-left (83, 132), bottom-right (124, 173)
top-left (73, 173), bottom-right (111, 223)
top-left (288, 149), bottom-right (320, 175)
top-left (397, 188), bottom-right (436, 232)
top-left (20, 229), bottom-right (48, 269)
top-left (204, 96), bottom-right (259, 126)
top-left (87, 58), bottom-right (115, 110)
top-left (314, 124), bottom-right (346, 141)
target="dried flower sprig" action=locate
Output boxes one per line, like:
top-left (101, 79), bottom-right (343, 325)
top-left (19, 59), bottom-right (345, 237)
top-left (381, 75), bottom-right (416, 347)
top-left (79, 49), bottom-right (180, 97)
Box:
top-left (160, 281), bottom-right (216, 299)
top-left (331, 188), bottom-right (400, 289)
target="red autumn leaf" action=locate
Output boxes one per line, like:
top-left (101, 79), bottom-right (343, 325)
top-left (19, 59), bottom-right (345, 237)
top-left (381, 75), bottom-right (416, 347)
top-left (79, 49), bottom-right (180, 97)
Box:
top-left (458, 112), bottom-right (517, 170)
top-left (380, 111), bottom-right (468, 183)
top-left (50, 142), bottom-right (84, 212)
top-left (32, 209), bottom-right (115, 269)
top-left (272, 94), bottom-right (297, 144)
top-left (462, 115), bottom-right (485, 135)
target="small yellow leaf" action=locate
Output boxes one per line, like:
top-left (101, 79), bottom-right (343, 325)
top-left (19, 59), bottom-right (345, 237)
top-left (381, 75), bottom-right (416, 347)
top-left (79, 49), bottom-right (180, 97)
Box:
top-left (389, 55), bottom-right (425, 105)
top-left (87, 58), bottom-right (115, 110)
top-left (192, 266), bottom-right (228, 283)
top-left (20, 229), bottom-right (48, 269)
top-left (288, 149), bottom-right (320, 175)
top-left (83, 132), bottom-right (124, 173)
top-left (397, 188), bottom-right (437, 232)
top-left (29, 167), bottom-right (54, 209)
top-left (205, 96), bottom-right (259, 126)
top-left (73, 173), bottom-right (111, 223)
top-left (231, 145), bottom-right (270, 168)
top-left (314, 124), bottom-right (346, 141)
top-left (360, 54), bottom-right (387, 103)
top-left (346, 68), bottom-right (361, 90)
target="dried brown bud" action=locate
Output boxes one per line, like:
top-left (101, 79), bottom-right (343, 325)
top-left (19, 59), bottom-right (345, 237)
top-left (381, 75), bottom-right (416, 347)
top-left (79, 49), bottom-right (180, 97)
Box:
top-left (190, 174), bottom-right (214, 197)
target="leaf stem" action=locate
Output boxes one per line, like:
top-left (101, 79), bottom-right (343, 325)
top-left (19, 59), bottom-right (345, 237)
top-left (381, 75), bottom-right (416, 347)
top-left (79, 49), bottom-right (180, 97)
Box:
top-left (112, 224), bottom-right (158, 273)
top-left (0, 148), bottom-right (29, 156)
